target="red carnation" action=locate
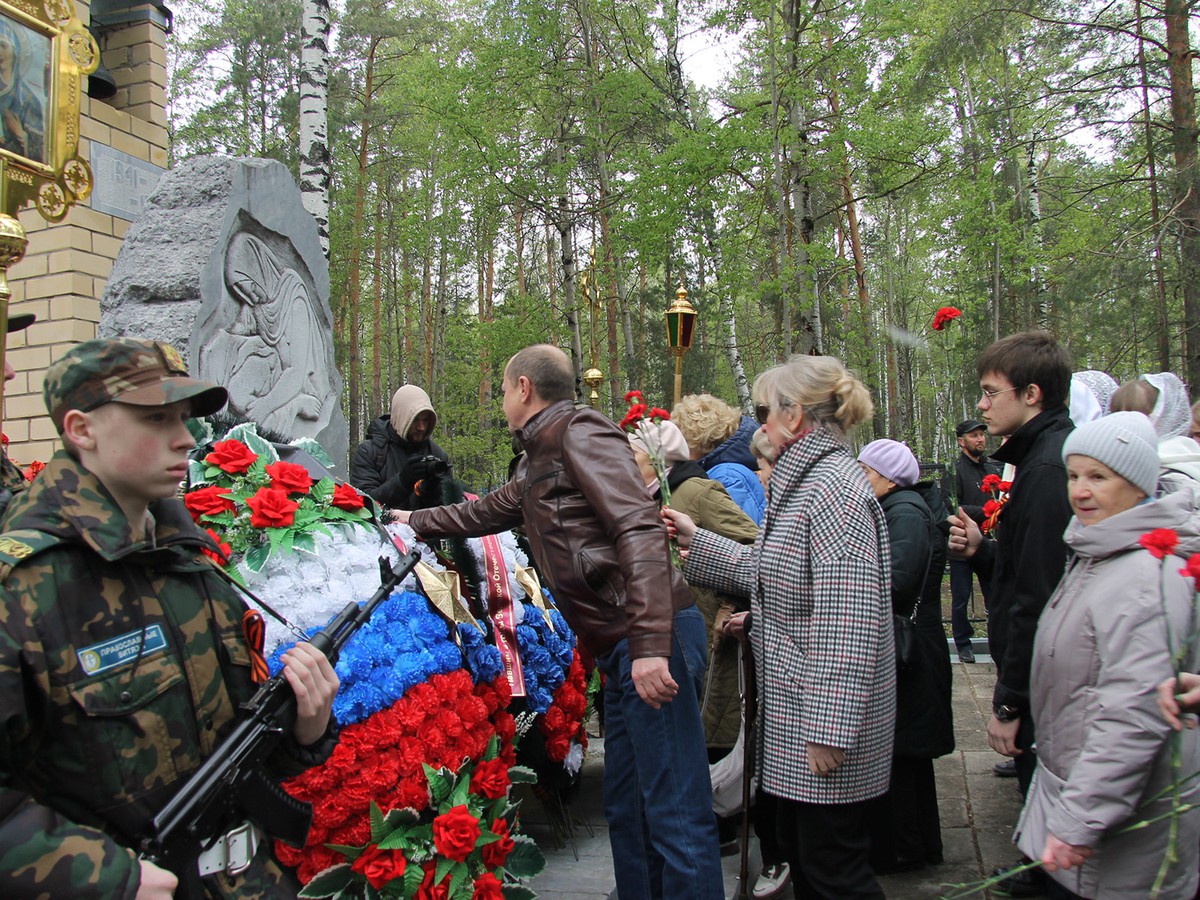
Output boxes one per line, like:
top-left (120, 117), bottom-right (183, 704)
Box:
top-left (472, 871), bottom-right (504, 900)
top-left (351, 844), bottom-right (406, 889)
top-left (624, 389), bottom-right (644, 403)
top-left (982, 499), bottom-right (1002, 518)
top-left (266, 460), bottom-right (313, 494)
top-left (1140, 528), bottom-right (1180, 560)
top-left (482, 818), bottom-right (515, 869)
top-left (980, 474), bottom-right (1002, 493)
top-left (998, 480), bottom-right (1012, 493)
top-left (205, 439), bottom-right (257, 474)
top-left (23, 459), bottom-right (44, 482)
top-left (1180, 553), bottom-right (1200, 584)
top-left (432, 804), bottom-right (481, 862)
top-left (931, 306), bottom-right (963, 331)
top-left (619, 403), bottom-right (648, 432)
top-left (185, 485), bottom-right (236, 520)
top-left (246, 487), bottom-right (299, 528)
top-left (201, 528), bottom-right (232, 564)
top-left (469, 757), bottom-right (510, 800)
top-left (647, 407), bottom-right (671, 421)
top-left (332, 482), bottom-right (365, 510)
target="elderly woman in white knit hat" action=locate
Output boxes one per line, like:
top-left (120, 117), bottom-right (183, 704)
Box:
top-left (1013, 411), bottom-right (1200, 900)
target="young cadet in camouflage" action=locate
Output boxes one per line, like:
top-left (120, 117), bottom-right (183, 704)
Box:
top-left (0, 314), bottom-right (37, 511)
top-left (0, 338), bottom-right (341, 899)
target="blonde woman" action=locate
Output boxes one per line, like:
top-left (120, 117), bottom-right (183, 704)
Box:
top-left (664, 355), bottom-right (894, 899)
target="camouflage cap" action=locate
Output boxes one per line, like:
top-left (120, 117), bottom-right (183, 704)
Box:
top-left (44, 338), bottom-right (228, 431)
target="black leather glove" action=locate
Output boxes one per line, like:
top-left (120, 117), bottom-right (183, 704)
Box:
top-left (399, 453), bottom-right (429, 491)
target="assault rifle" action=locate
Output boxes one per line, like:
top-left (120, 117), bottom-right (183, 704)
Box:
top-left (140, 549), bottom-right (422, 881)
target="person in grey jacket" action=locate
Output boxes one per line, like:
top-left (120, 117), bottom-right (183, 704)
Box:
top-left (664, 355), bottom-right (894, 900)
top-left (1014, 412), bottom-right (1200, 899)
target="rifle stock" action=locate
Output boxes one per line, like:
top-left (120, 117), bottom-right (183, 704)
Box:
top-left (141, 549), bottom-right (422, 878)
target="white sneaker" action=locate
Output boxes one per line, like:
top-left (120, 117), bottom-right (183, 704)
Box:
top-left (752, 862), bottom-right (791, 898)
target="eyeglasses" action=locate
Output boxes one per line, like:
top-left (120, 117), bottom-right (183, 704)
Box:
top-left (979, 385), bottom-right (1021, 404)
top-left (755, 404), bottom-right (771, 424)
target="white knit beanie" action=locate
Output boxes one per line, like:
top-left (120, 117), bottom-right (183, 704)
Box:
top-left (1062, 411), bottom-right (1159, 496)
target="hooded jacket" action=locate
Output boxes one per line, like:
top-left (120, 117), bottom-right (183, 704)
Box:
top-left (1015, 490), bottom-right (1200, 898)
top-left (349, 414), bottom-right (449, 510)
top-left (698, 415), bottom-right (766, 525)
top-left (1159, 435), bottom-right (1200, 492)
top-left (0, 452), bottom-right (332, 898)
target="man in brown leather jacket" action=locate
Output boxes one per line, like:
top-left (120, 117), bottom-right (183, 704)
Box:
top-left (398, 344), bottom-right (723, 900)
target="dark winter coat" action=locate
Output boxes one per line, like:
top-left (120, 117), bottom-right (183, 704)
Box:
top-left (971, 405), bottom-right (1074, 714)
top-left (879, 483), bottom-right (954, 759)
top-left (349, 415), bottom-right (450, 510)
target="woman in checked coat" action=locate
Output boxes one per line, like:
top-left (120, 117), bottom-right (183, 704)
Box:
top-left (665, 355), bottom-right (895, 900)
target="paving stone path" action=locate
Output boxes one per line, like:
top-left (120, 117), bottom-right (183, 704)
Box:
top-left (522, 657), bottom-right (1026, 899)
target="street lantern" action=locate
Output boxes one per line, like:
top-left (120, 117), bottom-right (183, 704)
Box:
top-left (665, 281), bottom-right (698, 408)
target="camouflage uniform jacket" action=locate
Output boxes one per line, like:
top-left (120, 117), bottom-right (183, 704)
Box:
top-left (0, 451), bottom-right (334, 898)
top-left (0, 448), bottom-right (25, 496)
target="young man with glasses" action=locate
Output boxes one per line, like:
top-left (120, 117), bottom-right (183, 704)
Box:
top-left (949, 331), bottom-right (1073, 897)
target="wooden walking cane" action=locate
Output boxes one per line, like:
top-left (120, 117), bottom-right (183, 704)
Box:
top-left (733, 634), bottom-right (757, 900)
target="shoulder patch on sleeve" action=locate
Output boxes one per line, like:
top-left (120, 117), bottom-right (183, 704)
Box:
top-left (0, 529), bottom-right (64, 575)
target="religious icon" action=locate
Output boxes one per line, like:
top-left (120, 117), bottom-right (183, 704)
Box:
top-left (0, 14), bottom-right (48, 166)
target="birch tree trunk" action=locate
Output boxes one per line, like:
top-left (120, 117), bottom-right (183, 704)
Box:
top-left (299, 0), bottom-right (331, 257)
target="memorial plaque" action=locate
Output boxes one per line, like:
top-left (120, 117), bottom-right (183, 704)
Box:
top-left (89, 144), bottom-right (163, 221)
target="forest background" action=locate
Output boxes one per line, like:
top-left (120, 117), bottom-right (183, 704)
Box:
top-left (166, 0), bottom-right (1200, 490)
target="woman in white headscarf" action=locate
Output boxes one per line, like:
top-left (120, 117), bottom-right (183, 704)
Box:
top-left (1069, 370), bottom-right (1118, 425)
top-left (1110, 373), bottom-right (1200, 489)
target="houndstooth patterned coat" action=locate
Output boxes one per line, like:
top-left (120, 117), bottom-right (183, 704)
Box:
top-left (687, 427), bottom-right (896, 804)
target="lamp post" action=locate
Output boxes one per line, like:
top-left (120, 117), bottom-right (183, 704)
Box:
top-left (665, 281), bottom-right (698, 408)
top-left (582, 367), bottom-right (603, 410)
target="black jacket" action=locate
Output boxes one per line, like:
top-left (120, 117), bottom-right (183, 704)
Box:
top-left (954, 451), bottom-right (1000, 526)
top-left (349, 415), bottom-right (450, 510)
top-left (972, 405), bottom-right (1074, 713)
top-left (880, 483), bottom-right (954, 759)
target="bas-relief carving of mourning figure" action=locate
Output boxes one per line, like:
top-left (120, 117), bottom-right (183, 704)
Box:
top-left (99, 156), bottom-right (349, 471)
top-left (198, 220), bottom-right (335, 438)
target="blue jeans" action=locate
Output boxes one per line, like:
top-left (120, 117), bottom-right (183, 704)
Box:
top-left (595, 606), bottom-right (724, 900)
top-left (949, 559), bottom-right (978, 650)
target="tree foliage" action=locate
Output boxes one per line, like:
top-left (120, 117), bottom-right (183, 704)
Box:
top-left (165, 0), bottom-right (1200, 485)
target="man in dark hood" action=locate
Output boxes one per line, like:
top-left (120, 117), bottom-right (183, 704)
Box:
top-left (349, 384), bottom-right (451, 510)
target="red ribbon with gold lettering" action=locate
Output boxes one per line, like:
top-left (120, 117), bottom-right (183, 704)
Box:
top-left (479, 532), bottom-right (526, 697)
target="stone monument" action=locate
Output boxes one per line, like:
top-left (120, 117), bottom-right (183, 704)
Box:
top-left (99, 155), bottom-right (349, 471)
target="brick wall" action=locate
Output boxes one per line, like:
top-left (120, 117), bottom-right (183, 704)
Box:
top-left (5, 1), bottom-right (168, 468)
